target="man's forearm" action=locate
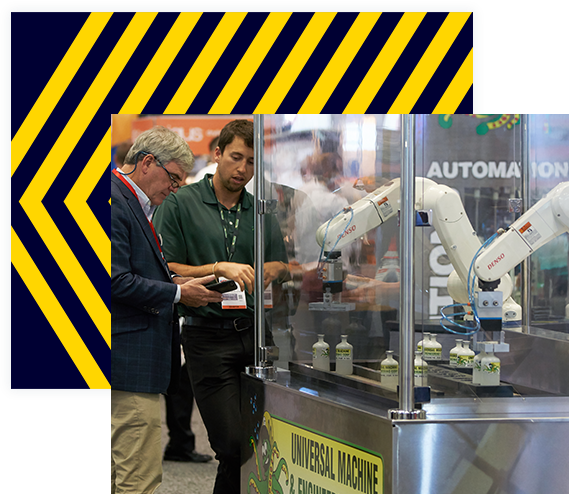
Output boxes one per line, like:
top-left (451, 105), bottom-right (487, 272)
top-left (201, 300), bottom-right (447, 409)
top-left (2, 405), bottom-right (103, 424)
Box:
top-left (168, 261), bottom-right (219, 279)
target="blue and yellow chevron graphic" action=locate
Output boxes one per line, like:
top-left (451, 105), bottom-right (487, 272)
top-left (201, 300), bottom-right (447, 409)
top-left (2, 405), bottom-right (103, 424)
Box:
top-left (11, 12), bottom-right (472, 388)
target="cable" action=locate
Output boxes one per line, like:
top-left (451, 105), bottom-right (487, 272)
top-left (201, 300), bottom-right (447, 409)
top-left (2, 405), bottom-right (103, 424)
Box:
top-left (440, 232), bottom-right (499, 336)
top-left (117, 151), bottom-right (156, 177)
top-left (439, 303), bottom-right (479, 335)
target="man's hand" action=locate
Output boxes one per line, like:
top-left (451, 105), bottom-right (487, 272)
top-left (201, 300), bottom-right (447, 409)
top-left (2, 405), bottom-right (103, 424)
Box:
top-left (263, 261), bottom-right (289, 289)
top-left (179, 274), bottom-right (224, 307)
top-left (214, 262), bottom-right (255, 294)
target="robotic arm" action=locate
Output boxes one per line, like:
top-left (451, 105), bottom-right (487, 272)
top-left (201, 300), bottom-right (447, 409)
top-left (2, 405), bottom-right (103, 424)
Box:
top-left (316, 178), bottom-right (402, 253)
top-left (472, 181), bottom-right (569, 281)
top-left (316, 178), bottom-right (569, 323)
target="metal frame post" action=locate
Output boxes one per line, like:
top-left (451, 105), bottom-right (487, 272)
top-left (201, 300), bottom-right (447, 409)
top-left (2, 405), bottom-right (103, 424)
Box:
top-left (390, 114), bottom-right (425, 420)
top-left (521, 114), bottom-right (531, 330)
top-left (246, 114), bottom-right (275, 380)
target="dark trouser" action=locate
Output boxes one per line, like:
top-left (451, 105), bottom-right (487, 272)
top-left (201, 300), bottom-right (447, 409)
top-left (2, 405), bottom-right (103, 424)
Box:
top-left (164, 362), bottom-right (196, 454)
top-left (182, 322), bottom-right (256, 494)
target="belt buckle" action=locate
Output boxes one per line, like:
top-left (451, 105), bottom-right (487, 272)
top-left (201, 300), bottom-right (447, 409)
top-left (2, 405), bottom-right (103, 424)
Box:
top-left (233, 318), bottom-right (251, 331)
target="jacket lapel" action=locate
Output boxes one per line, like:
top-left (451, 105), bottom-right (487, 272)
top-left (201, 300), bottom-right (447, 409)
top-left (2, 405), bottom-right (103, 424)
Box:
top-left (113, 174), bottom-right (171, 277)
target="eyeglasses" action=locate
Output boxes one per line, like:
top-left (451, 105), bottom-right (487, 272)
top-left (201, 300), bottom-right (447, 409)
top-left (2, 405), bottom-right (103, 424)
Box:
top-left (154, 157), bottom-right (180, 189)
top-left (139, 152), bottom-right (179, 189)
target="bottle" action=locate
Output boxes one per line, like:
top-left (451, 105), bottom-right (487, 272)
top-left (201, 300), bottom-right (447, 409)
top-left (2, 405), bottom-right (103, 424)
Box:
top-left (335, 335), bottom-right (353, 375)
top-left (472, 348), bottom-right (487, 385)
top-left (456, 340), bottom-right (475, 368)
top-left (414, 351), bottom-right (428, 386)
top-left (480, 350), bottom-right (501, 386)
top-left (380, 351), bottom-right (399, 389)
top-left (423, 333), bottom-right (442, 361)
top-left (375, 236), bottom-right (400, 283)
top-left (312, 334), bottom-right (330, 371)
top-left (449, 339), bottom-right (463, 368)
top-left (417, 333), bottom-right (430, 353)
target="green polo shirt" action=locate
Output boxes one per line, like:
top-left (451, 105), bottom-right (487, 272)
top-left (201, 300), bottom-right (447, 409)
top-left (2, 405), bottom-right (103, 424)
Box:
top-left (153, 175), bottom-right (288, 319)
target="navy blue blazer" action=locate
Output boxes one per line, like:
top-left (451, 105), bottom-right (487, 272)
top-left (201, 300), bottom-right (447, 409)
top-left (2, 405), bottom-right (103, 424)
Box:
top-left (111, 173), bottom-right (180, 394)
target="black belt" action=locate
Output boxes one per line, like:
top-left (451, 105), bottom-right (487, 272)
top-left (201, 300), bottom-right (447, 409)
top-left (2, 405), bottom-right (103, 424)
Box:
top-left (182, 316), bottom-right (253, 332)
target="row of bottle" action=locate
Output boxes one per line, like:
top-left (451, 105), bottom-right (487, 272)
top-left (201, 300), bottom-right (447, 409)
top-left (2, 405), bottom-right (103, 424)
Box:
top-left (313, 334), bottom-right (353, 375)
top-left (312, 334), bottom-right (426, 387)
top-left (382, 344), bottom-right (502, 388)
top-left (313, 333), bottom-right (500, 386)
top-left (421, 334), bottom-right (501, 386)
top-left (380, 351), bottom-right (429, 388)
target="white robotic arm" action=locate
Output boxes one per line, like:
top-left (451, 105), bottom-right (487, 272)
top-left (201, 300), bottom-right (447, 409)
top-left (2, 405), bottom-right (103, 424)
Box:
top-left (474, 181), bottom-right (569, 281)
top-left (316, 178), bottom-right (569, 320)
top-left (316, 178), bottom-right (402, 253)
top-left (316, 177), bottom-right (512, 298)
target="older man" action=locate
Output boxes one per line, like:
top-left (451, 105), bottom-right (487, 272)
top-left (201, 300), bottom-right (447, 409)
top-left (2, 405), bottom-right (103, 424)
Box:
top-left (111, 125), bottom-right (223, 494)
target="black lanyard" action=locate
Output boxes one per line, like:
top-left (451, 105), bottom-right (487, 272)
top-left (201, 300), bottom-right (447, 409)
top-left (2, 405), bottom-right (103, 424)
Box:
top-left (209, 177), bottom-right (243, 262)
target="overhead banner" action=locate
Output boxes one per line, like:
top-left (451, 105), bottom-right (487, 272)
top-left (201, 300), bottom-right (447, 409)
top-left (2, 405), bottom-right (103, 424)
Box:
top-left (418, 114), bottom-right (569, 190)
top-left (247, 412), bottom-right (384, 494)
top-left (130, 115), bottom-right (252, 156)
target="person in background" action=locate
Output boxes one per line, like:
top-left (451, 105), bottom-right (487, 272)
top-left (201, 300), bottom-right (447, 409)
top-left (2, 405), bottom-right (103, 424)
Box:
top-left (153, 119), bottom-right (289, 494)
top-left (111, 126), bottom-right (223, 494)
top-left (191, 135), bottom-right (219, 183)
top-left (111, 139), bottom-right (132, 170)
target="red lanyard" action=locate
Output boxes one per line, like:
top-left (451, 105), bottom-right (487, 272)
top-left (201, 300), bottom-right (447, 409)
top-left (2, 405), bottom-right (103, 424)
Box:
top-left (113, 169), bottom-right (163, 255)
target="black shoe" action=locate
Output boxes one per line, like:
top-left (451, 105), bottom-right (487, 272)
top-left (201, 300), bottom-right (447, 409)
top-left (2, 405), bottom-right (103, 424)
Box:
top-left (163, 450), bottom-right (213, 463)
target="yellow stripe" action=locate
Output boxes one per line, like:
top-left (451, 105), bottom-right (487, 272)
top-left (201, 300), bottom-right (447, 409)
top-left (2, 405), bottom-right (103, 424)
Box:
top-left (120, 12), bottom-right (201, 113)
top-left (254, 12), bottom-right (336, 114)
top-left (344, 12), bottom-right (426, 113)
top-left (389, 12), bottom-right (471, 113)
top-left (299, 13), bottom-right (380, 114)
top-left (11, 228), bottom-right (110, 389)
top-left (165, 12), bottom-right (247, 113)
top-left (11, 13), bottom-right (112, 177)
top-left (433, 48), bottom-right (473, 113)
top-left (64, 128), bottom-right (111, 276)
top-left (209, 12), bottom-right (292, 114)
top-left (19, 13), bottom-right (157, 349)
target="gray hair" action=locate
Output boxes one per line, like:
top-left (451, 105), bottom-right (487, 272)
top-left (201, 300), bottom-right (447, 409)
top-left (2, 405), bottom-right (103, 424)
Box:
top-left (124, 126), bottom-right (195, 173)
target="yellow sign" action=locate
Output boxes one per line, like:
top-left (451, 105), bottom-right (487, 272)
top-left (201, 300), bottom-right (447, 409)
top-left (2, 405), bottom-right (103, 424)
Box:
top-left (247, 412), bottom-right (383, 494)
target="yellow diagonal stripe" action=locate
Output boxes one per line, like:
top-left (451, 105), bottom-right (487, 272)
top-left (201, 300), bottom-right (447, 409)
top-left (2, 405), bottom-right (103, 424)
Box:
top-left (11, 13), bottom-right (112, 177)
top-left (389, 12), bottom-right (471, 113)
top-left (344, 12), bottom-right (426, 113)
top-left (254, 12), bottom-right (336, 113)
top-left (65, 128), bottom-right (111, 276)
top-left (120, 12), bottom-right (201, 113)
top-left (299, 13), bottom-right (380, 114)
top-left (11, 228), bottom-right (110, 389)
top-left (433, 48), bottom-right (473, 113)
top-left (165, 12), bottom-right (247, 113)
top-left (19, 12), bottom-right (158, 349)
top-left (209, 12), bottom-right (292, 114)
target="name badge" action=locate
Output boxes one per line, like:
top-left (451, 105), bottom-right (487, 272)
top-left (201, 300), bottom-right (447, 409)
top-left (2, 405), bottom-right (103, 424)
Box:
top-left (220, 277), bottom-right (247, 310)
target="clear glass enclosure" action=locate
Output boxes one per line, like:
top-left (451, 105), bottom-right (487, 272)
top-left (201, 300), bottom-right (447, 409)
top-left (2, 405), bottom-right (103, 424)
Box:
top-left (260, 114), bottom-right (569, 400)
top-left (262, 115), bottom-right (403, 368)
top-left (526, 115), bottom-right (569, 326)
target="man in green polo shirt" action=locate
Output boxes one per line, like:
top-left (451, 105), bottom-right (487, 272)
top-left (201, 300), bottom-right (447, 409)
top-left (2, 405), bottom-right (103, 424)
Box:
top-left (153, 119), bottom-right (288, 494)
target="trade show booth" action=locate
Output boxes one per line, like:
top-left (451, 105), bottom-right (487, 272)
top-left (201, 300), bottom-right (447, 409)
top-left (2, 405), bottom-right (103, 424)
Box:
top-left (240, 114), bottom-right (569, 494)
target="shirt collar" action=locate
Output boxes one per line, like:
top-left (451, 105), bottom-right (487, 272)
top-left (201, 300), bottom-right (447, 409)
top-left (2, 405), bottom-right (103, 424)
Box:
top-left (199, 173), bottom-right (252, 209)
top-left (118, 171), bottom-right (156, 221)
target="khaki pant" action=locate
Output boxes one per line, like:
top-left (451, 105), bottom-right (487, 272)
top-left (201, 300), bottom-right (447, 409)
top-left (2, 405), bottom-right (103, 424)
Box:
top-left (111, 390), bottom-right (162, 494)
